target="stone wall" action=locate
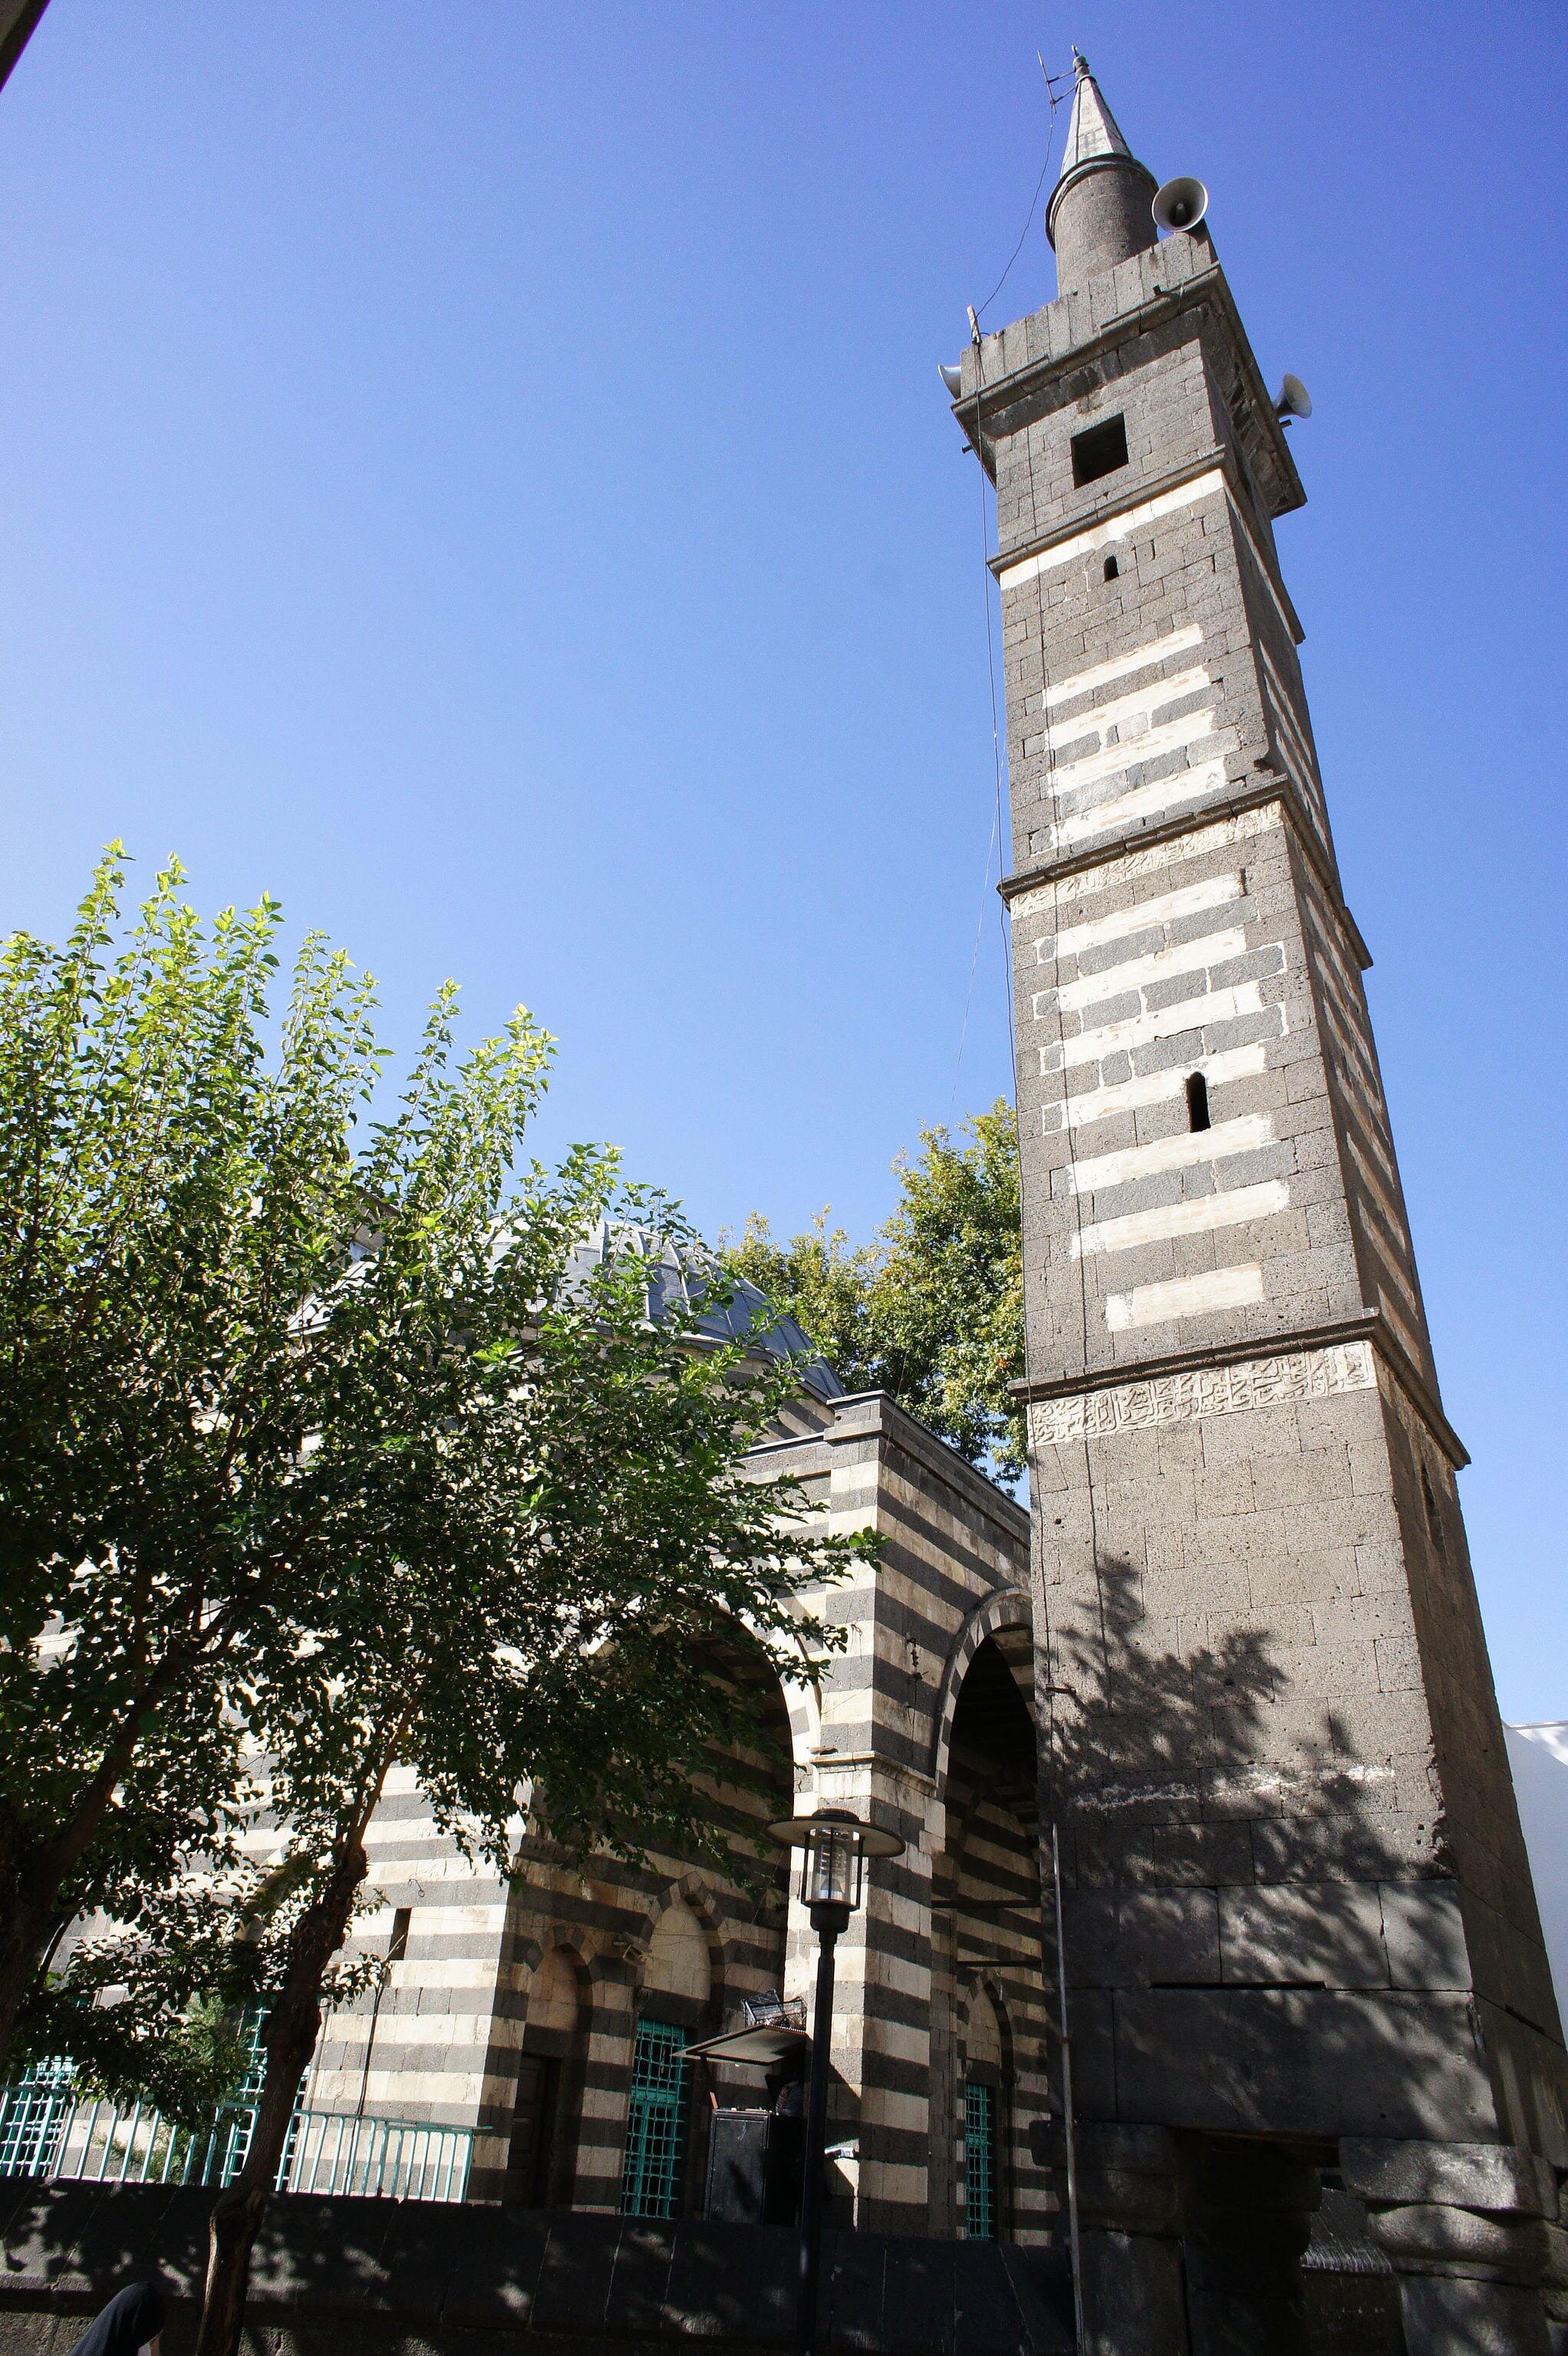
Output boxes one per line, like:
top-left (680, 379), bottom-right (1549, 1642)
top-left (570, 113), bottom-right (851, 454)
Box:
top-left (0, 2183), bottom-right (1072, 2356)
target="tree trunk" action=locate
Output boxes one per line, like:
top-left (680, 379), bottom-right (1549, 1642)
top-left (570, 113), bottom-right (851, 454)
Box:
top-left (194, 1835), bottom-right (368, 2356)
top-left (0, 1841), bottom-right (79, 2083)
top-left (0, 1670), bottom-right (199, 2082)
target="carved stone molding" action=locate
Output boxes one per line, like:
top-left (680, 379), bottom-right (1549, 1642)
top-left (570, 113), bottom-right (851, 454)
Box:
top-left (1029, 1336), bottom-right (1375, 1448)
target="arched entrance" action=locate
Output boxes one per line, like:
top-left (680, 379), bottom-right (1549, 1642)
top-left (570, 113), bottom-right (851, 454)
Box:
top-left (931, 1632), bottom-right (1053, 2242)
top-left (506, 1944), bottom-right (588, 2207)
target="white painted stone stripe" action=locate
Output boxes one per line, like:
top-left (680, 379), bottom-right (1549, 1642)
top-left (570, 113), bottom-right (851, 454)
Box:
top-left (1263, 707), bottom-right (1315, 805)
top-left (999, 470), bottom-right (1226, 589)
top-left (1257, 642), bottom-right (1319, 786)
top-left (1311, 946), bottom-right (1385, 1112)
top-left (1066, 1114), bottom-right (1276, 1196)
top-left (1372, 1280), bottom-right (1428, 1370)
top-left (1105, 1262), bottom-right (1264, 1331)
top-left (1013, 802), bottom-right (1284, 924)
top-left (348, 2068), bottom-right (487, 2105)
top-left (1043, 1043), bottom-right (1268, 1135)
top-left (1339, 1111), bottom-right (1411, 1242)
top-left (1342, 1106), bottom-right (1402, 1215)
top-left (348, 2013), bottom-right (496, 2051)
top-left (379, 1959), bottom-right (502, 1992)
top-left (1046, 664), bottom-right (1212, 748)
top-left (1265, 686), bottom-right (1316, 796)
top-left (1043, 623), bottom-right (1204, 710)
top-left (1072, 1179), bottom-right (1290, 1259)
top-left (1048, 702), bottom-right (1217, 798)
top-left (1362, 1234), bottom-right (1424, 1348)
top-left (1036, 926), bottom-right (1249, 1018)
top-left (1048, 978), bottom-right (1270, 1072)
top-left (1224, 487), bottom-right (1300, 645)
top-left (1036, 872), bottom-right (1243, 966)
top-left (1048, 755), bottom-right (1232, 849)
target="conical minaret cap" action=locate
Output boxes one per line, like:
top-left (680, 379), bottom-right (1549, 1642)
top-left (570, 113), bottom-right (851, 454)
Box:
top-left (1046, 52), bottom-right (1158, 293)
top-left (1055, 48), bottom-right (1138, 180)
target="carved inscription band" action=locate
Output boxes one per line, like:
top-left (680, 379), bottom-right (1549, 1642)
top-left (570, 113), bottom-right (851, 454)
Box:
top-left (1029, 1338), bottom-right (1375, 1448)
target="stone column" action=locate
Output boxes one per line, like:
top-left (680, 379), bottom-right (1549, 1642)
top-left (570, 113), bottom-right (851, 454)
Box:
top-left (1341, 2138), bottom-right (1554, 2356)
top-left (1076, 2123), bottom-right (1191, 2356)
top-left (1180, 2137), bottom-right (1319, 2356)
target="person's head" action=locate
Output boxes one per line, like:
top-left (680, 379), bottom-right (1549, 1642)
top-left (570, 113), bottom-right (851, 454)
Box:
top-left (66, 2280), bottom-right (165, 2356)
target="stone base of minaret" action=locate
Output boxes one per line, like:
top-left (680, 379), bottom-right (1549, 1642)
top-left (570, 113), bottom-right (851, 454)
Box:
top-left (1343, 2140), bottom-right (1560, 2356)
top-left (1072, 2123), bottom-right (1563, 2353)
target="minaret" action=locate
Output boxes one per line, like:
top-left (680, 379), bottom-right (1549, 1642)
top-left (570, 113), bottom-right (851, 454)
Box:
top-left (1046, 53), bottom-right (1156, 295)
top-left (948, 62), bottom-right (1567, 2356)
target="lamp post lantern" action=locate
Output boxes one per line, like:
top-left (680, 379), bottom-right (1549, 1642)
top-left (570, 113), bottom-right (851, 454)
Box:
top-left (768, 1806), bottom-right (905, 2356)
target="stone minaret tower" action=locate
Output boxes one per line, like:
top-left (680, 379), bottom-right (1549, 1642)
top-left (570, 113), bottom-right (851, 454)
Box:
top-left (950, 55), bottom-right (1568, 2356)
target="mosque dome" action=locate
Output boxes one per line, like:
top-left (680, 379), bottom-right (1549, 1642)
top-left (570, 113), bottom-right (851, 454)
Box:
top-left (566, 1223), bottom-right (844, 1403)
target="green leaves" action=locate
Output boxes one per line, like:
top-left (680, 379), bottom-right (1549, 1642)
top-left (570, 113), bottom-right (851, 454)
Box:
top-left (0, 852), bottom-right (859, 2107)
top-left (724, 1098), bottom-right (1026, 1484)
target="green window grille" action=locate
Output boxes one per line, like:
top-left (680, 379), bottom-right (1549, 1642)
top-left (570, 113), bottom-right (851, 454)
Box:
top-left (964, 2080), bottom-right (997, 2240)
top-left (211, 2006), bottom-right (268, 2185)
top-left (0, 2058), bottom-right (76, 2177)
top-left (620, 2020), bottom-right (689, 2219)
top-left (211, 2006), bottom-right (305, 2186)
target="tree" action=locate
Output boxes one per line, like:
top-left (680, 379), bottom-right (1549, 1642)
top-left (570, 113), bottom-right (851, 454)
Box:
top-left (724, 1099), bottom-right (1026, 1481)
top-left (0, 847), bottom-right (393, 2081)
top-left (1, 854), bottom-right (862, 2354)
top-left (190, 1231), bottom-right (858, 2356)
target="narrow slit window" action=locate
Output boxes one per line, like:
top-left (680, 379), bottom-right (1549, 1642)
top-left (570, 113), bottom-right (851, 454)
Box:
top-left (387, 1907), bottom-right (411, 1964)
top-left (1185, 1073), bottom-right (1211, 1132)
top-left (1071, 414), bottom-right (1128, 487)
top-left (1102, 553), bottom-right (1119, 582)
top-left (1421, 1463), bottom-right (1448, 1562)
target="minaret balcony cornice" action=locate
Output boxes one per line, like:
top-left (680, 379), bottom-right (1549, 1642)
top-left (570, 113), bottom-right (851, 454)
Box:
top-left (1010, 1306), bottom-right (1468, 1471)
top-left (953, 253), bottom-right (1306, 527)
top-left (996, 771), bottom-right (1375, 977)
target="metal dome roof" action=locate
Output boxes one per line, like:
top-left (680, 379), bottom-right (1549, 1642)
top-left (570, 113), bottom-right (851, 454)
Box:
top-left (567, 1222), bottom-right (844, 1402)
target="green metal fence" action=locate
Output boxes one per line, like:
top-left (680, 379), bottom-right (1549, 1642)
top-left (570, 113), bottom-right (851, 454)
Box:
top-left (619, 2020), bottom-right (689, 2219)
top-left (0, 2060), bottom-right (472, 2203)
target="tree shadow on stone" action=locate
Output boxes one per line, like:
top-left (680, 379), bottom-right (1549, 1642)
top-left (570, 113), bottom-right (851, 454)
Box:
top-left (1038, 1554), bottom-right (1482, 2147)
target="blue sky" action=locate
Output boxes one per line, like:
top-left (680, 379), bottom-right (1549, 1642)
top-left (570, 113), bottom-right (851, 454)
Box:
top-left (1, 2), bottom-right (1563, 1715)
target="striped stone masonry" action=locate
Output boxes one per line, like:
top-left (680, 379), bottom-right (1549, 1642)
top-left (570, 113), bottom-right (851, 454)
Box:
top-left (958, 194), bottom-right (1568, 2206)
top-left (280, 1389), bottom-right (1053, 2246)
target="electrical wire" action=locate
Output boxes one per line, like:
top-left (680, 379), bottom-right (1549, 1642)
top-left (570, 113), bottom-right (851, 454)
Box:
top-left (973, 61), bottom-right (1066, 326)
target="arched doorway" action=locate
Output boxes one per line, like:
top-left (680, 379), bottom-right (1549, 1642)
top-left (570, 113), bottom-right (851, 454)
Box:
top-left (932, 1632), bottom-right (1051, 2242)
top-left (506, 1944), bottom-right (587, 2207)
top-left (621, 1895), bottom-right (713, 2219)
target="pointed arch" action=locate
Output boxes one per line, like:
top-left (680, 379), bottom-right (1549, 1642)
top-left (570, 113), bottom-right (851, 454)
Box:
top-left (929, 1587), bottom-right (1035, 1792)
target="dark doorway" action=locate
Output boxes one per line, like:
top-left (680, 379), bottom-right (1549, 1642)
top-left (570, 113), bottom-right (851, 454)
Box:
top-left (506, 2053), bottom-right (562, 2206)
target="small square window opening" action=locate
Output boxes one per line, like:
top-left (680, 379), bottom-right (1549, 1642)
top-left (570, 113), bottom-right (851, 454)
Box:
top-left (1071, 414), bottom-right (1128, 488)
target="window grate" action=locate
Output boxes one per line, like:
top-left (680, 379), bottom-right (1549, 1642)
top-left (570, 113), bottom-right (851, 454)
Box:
top-left (620, 2020), bottom-right (689, 2219)
top-left (964, 2080), bottom-right (997, 2240)
top-left (0, 2058), bottom-right (76, 2177)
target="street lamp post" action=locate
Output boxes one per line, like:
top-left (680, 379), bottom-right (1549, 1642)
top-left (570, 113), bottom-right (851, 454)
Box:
top-left (768, 1807), bottom-right (906, 2356)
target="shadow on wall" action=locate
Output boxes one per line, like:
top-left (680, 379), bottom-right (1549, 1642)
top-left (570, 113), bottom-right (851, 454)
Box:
top-left (1041, 1555), bottom-right (1506, 2144)
top-left (0, 2180), bottom-right (1076, 2354)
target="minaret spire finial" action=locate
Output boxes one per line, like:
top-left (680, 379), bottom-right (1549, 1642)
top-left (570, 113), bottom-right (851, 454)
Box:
top-left (1046, 54), bottom-right (1158, 297)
